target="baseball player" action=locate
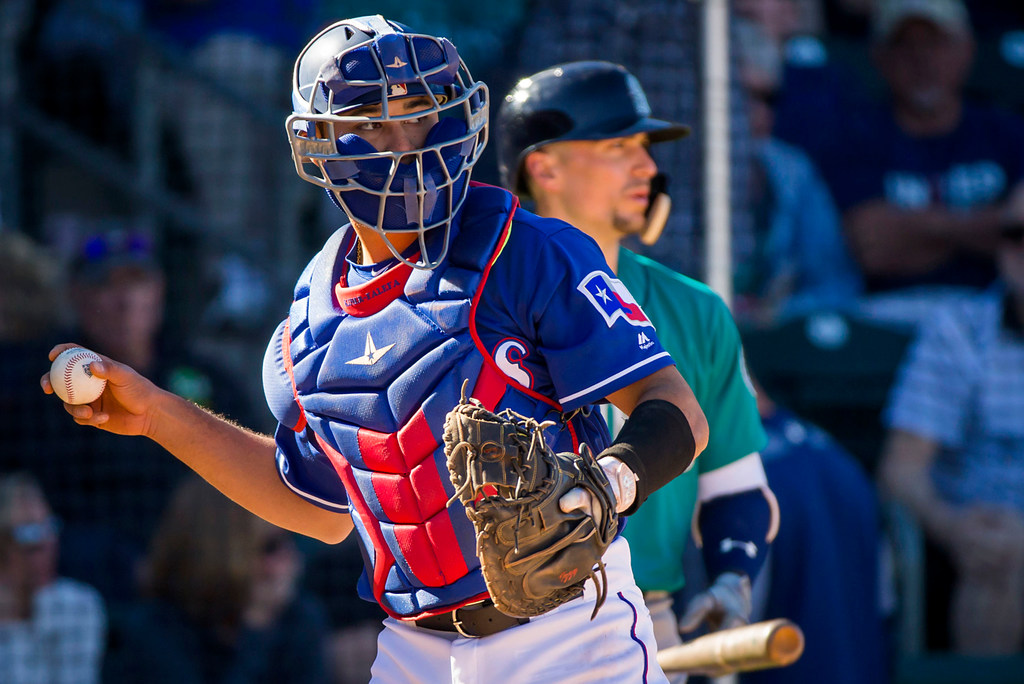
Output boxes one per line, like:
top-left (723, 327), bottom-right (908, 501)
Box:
top-left (42, 17), bottom-right (710, 684)
top-left (497, 61), bottom-right (778, 679)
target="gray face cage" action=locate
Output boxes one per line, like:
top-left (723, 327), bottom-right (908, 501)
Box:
top-left (286, 18), bottom-right (489, 270)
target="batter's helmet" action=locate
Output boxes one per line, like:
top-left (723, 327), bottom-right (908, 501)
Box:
top-left (286, 15), bottom-right (489, 269)
top-left (497, 61), bottom-right (690, 197)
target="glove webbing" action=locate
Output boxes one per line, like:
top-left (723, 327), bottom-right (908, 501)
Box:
top-left (445, 392), bottom-right (612, 619)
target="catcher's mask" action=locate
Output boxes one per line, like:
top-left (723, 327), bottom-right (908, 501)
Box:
top-left (287, 15), bottom-right (489, 269)
top-left (497, 61), bottom-right (689, 197)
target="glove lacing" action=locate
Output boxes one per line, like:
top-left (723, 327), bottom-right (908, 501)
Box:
top-left (445, 383), bottom-right (613, 620)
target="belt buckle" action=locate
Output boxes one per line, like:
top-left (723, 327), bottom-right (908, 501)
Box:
top-left (451, 606), bottom-right (478, 639)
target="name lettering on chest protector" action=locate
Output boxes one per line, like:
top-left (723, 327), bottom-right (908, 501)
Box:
top-left (494, 338), bottom-right (533, 388)
top-left (342, 278), bottom-right (401, 309)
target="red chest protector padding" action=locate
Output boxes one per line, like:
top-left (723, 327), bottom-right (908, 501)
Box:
top-left (283, 184), bottom-right (545, 618)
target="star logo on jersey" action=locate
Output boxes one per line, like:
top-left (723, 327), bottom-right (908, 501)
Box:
top-left (386, 56), bottom-right (408, 69)
top-left (346, 332), bottom-right (396, 366)
top-left (577, 271), bottom-right (654, 328)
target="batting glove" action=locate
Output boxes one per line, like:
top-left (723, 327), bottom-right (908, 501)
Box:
top-left (558, 455), bottom-right (638, 528)
top-left (678, 571), bottom-right (752, 633)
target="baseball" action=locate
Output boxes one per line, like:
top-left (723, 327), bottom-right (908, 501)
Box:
top-left (50, 347), bottom-right (107, 405)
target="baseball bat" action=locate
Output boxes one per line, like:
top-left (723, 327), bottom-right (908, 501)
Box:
top-left (657, 619), bottom-right (804, 676)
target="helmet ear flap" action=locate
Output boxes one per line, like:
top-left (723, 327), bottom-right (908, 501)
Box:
top-left (498, 109), bottom-right (575, 194)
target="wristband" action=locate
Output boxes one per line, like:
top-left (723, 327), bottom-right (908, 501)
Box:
top-left (598, 399), bottom-right (696, 516)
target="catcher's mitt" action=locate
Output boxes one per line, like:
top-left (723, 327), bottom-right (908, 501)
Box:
top-left (444, 388), bottom-right (619, 619)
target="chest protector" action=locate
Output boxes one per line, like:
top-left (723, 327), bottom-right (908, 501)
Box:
top-left (282, 184), bottom-right (581, 619)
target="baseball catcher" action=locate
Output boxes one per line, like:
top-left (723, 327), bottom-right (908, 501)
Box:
top-left (444, 387), bottom-right (619, 618)
top-left (43, 14), bottom-right (713, 684)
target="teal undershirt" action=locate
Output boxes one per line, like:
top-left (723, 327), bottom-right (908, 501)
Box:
top-left (614, 248), bottom-right (767, 593)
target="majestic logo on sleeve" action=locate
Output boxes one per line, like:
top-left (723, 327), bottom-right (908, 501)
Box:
top-left (494, 338), bottom-right (533, 388)
top-left (720, 538), bottom-right (758, 559)
top-left (577, 271), bottom-right (653, 328)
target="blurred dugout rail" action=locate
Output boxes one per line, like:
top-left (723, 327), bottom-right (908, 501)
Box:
top-left (740, 311), bottom-right (913, 477)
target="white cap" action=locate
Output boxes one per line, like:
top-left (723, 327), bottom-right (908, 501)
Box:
top-left (873, 0), bottom-right (971, 41)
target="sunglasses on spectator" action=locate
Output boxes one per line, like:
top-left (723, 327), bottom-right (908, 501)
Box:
top-left (80, 231), bottom-right (154, 262)
top-left (1000, 224), bottom-right (1024, 244)
top-left (9, 516), bottom-right (61, 546)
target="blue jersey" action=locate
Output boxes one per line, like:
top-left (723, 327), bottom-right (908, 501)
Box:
top-left (262, 184), bottom-right (673, 619)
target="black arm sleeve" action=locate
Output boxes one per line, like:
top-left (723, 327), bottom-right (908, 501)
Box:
top-left (597, 399), bottom-right (696, 516)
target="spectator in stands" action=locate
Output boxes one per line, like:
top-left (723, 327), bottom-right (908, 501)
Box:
top-left (819, 0), bottom-right (1024, 327)
top-left (878, 221), bottom-right (1024, 654)
top-left (509, 0), bottom-right (757, 281)
top-left (66, 229), bottom-right (257, 425)
top-left (103, 475), bottom-right (331, 684)
top-left (820, 0), bottom-right (1024, 41)
top-left (0, 231), bottom-right (66, 345)
top-left (745, 378), bottom-right (890, 683)
top-left (0, 472), bottom-right (107, 684)
top-left (0, 229), bottom-right (66, 479)
top-left (2, 228), bottom-right (260, 607)
top-left (821, 0), bottom-right (875, 40)
top-left (734, 0), bottom-right (875, 194)
top-left (732, 17), bottom-right (863, 326)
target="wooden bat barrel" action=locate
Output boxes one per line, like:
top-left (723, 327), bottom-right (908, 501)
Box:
top-left (657, 618), bottom-right (805, 676)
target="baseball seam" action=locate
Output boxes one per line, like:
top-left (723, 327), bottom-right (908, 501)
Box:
top-left (63, 351), bottom-right (94, 403)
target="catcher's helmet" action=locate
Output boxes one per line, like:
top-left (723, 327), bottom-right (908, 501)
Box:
top-left (497, 61), bottom-right (690, 197)
top-left (287, 15), bottom-right (489, 269)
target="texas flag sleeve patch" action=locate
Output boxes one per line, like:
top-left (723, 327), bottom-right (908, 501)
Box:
top-left (577, 271), bottom-right (654, 328)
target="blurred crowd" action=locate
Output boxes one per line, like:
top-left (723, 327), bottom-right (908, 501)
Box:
top-left (2, 0), bottom-right (1024, 682)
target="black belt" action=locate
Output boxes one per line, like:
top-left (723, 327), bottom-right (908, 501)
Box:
top-left (414, 600), bottom-right (530, 638)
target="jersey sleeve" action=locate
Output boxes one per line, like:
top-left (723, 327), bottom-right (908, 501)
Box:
top-left (263, 318), bottom-right (350, 512)
top-left (274, 423), bottom-right (350, 513)
top-left (698, 303), bottom-right (768, 473)
top-left (618, 251), bottom-right (766, 472)
top-left (497, 220), bottom-right (675, 411)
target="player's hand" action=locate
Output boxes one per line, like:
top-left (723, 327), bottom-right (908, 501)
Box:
top-left (40, 343), bottom-right (162, 437)
top-left (678, 571), bottom-right (752, 634)
top-left (558, 455), bottom-right (638, 527)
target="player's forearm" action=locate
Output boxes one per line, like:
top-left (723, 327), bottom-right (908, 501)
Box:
top-left (603, 367), bottom-right (709, 515)
top-left (146, 391), bottom-right (352, 543)
top-left (879, 430), bottom-right (957, 544)
top-left (608, 365), bottom-right (709, 455)
top-left (845, 201), bottom-right (1003, 275)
